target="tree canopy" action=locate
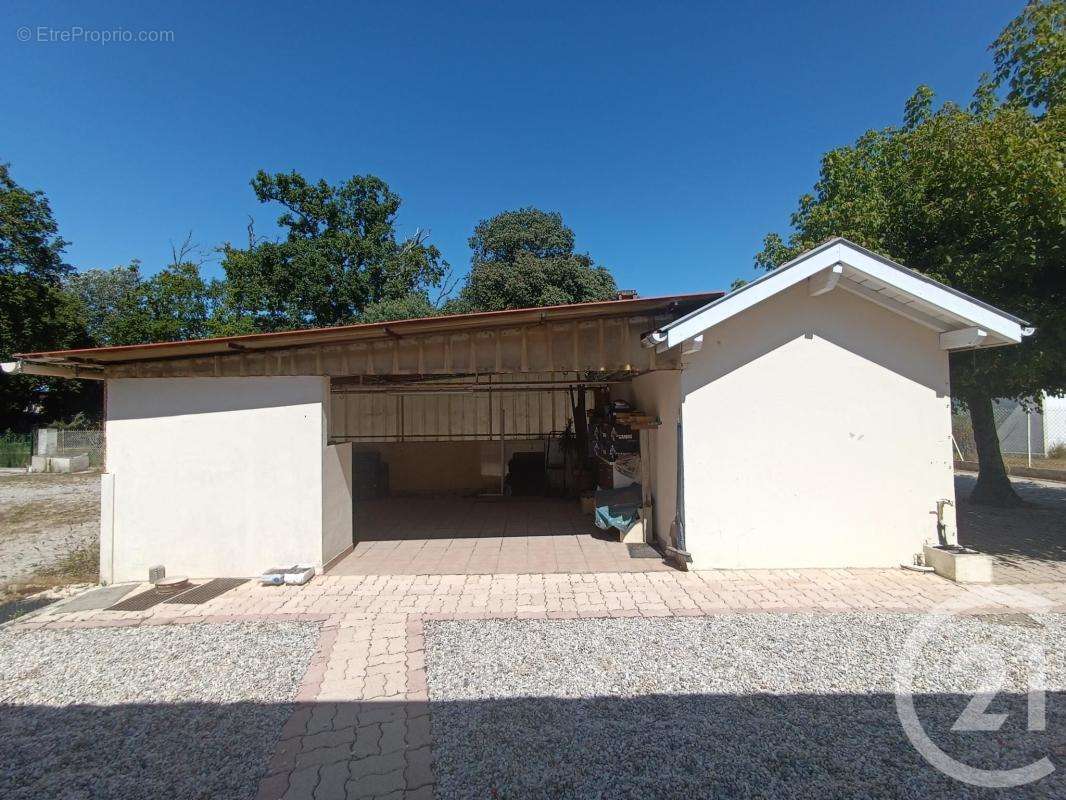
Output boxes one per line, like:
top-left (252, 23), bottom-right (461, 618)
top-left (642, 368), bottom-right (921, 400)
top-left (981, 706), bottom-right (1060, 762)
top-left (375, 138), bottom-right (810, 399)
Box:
top-left (988, 0), bottom-right (1065, 112)
top-left (755, 0), bottom-right (1066, 505)
top-left (0, 163), bottom-right (94, 429)
top-left (0, 162), bottom-right (69, 281)
top-left (453, 208), bottom-right (617, 312)
top-left (220, 171), bottom-right (446, 332)
top-left (67, 255), bottom-right (239, 346)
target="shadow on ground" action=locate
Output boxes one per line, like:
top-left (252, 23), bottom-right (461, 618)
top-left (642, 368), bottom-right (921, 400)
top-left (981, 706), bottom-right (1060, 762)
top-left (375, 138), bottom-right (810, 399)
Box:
top-left (1, 692), bottom-right (1062, 799)
top-left (956, 474), bottom-right (1066, 573)
top-left (0, 700), bottom-right (296, 800)
top-left (0, 592), bottom-right (61, 625)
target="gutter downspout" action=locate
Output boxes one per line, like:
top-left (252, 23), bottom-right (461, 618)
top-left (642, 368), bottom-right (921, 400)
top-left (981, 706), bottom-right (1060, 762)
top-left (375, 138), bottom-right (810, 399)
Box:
top-left (665, 410), bottom-right (693, 569)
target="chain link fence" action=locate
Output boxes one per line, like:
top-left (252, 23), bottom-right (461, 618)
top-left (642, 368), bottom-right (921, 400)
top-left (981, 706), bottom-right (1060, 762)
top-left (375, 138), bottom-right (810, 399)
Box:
top-left (952, 396), bottom-right (1066, 472)
top-left (33, 428), bottom-right (105, 469)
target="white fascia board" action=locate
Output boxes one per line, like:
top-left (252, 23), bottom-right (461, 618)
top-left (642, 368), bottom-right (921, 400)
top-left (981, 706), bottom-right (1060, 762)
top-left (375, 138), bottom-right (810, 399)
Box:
top-left (663, 244), bottom-right (846, 348)
top-left (662, 242), bottom-right (1025, 349)
top-left (833, 247), bottom-right (1024, 344)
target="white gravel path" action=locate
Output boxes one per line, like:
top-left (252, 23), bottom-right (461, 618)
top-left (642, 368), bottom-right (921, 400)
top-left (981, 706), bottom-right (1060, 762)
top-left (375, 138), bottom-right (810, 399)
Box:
top-left (0, 473), bottom-right (99, 583)
top-left (0, 621), bottom-right (318, 799)
top-left (425, 613), bottom-right (1066, 799)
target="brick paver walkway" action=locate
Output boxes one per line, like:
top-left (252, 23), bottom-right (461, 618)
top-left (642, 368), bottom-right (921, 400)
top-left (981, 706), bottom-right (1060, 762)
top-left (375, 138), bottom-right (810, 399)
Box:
top-left (255, 617), bottom-right (432, 800)
top-left (956, 473), bottom-right (1066, 583)
top-left (12, 568), bottom-right (1066, 799)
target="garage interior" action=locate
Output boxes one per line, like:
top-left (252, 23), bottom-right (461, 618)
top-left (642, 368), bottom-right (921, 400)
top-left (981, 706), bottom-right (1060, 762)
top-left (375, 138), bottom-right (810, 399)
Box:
top-left (326, 372), bottom-right (674, 575)
top-left (311, 296), bottom-right (713, 575)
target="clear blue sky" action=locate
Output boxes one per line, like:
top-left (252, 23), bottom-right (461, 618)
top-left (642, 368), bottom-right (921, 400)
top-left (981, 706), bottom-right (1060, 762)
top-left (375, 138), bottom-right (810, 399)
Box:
top-left (4, 0), bottom-right (1019, 297)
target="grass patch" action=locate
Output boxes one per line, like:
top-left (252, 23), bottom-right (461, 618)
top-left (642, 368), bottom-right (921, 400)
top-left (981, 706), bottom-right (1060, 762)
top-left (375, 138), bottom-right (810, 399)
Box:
top-left (1002, 454), bottom-right (1066, 473)
top-left (37, 540), bottom-right (100, 584)
top-left (0, 432), bottom-right (32, 468)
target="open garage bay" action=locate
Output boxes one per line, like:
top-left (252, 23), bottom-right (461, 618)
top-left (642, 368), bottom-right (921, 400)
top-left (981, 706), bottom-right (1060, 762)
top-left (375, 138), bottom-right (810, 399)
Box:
top-left (329, 496), bottom-right (670, 575)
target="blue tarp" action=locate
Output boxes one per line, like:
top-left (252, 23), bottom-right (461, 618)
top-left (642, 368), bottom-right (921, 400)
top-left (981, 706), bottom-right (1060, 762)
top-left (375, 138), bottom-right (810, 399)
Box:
top-left (594, 483), bottom-right (642, 534)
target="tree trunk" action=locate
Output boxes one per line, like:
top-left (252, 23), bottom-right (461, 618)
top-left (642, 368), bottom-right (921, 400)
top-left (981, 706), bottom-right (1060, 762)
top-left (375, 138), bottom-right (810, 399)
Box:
top-left (967, 393), bottom-right (1023, 507)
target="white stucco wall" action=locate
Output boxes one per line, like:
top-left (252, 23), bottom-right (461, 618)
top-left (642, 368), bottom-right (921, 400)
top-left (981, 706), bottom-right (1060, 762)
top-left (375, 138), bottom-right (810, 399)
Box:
top-left (630, 370), bottom-right (680, 550)
top-left (680, 281), bottom-right (956, 570)
top-left (323, 442), bottom-right (353, 566)
top-left (104, 376), bottom-right (329, 581)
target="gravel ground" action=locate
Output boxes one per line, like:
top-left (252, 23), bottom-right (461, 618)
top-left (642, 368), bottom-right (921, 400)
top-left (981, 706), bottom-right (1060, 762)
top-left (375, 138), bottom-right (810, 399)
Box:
top-left (0, 473), bottom-right (100, 584)
top-left (425, 613), bottom-right (1066, 799)
top-left (0, 621), bottom-right (318, 799)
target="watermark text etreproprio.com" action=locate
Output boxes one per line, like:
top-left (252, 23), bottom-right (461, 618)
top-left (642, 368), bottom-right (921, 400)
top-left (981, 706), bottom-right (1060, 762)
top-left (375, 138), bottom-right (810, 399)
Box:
top-left (16, 26), bottom-right (175, 44)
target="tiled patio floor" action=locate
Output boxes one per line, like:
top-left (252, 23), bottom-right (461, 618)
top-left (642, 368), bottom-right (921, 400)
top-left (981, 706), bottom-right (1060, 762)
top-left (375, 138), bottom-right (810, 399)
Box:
top-left (331, 496), bottom-right (670, 575)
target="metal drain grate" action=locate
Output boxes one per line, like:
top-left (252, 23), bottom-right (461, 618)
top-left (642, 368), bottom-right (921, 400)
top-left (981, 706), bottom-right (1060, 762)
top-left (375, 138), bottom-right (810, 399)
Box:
top-left (105, 588), bottom-right (172, 612)
top-left (164, 578), bottom-right (247, 605)
top-left (626, 543), bottom-right (663, 559)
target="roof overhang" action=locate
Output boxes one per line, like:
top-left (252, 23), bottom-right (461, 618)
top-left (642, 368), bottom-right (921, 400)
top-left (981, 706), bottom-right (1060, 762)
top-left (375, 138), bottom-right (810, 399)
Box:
top-left (1, 359), bottom-right (105, 381)
top-left (8, 292), bottom-right (721, 376)
top-left (643, 239), bottom-right (1033, 352)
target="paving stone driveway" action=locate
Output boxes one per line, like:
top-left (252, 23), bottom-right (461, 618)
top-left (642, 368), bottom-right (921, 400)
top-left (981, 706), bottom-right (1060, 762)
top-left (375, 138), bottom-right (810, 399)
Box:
top-left (13, 567), bottom-right (1066, 800)
top-left (956, 474), bottom-right (1066, 583)
top-left (12, 479), bottom-right (1066, 799)
top-left (257, 618), bottom-right (432, 800)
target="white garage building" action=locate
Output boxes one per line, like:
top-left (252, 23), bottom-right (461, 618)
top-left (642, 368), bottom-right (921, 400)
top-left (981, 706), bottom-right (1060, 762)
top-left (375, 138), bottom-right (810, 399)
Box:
top-left (6, 240), bottom-right (1029, 581)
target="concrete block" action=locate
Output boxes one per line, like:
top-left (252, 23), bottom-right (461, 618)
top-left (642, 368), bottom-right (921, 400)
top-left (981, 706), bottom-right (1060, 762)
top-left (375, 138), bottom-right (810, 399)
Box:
top-left (35, 428), bottom-right (58, 455)
top-left (621, 517), bottom-right (646, 544)
top-left (29, 453), bottom-right (90, 473)
top-left (923, 544), bottom-right (993, 583)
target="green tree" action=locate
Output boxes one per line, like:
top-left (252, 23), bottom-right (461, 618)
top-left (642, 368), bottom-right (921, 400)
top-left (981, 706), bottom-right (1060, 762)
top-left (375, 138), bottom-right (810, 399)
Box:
top-left (987, 0), bottom-right (1065, 112)
top-left (0, 163), bottom-right (94, 429)
top-left (139, 260), bottom-right (237, 342)
top-left (66, 262), bottom-right (144, 345)
top-left (755, 2), bottom-right (1065, 506)
top-left (221, 171), bottom-right (446, 331)
top-left (360, 291), bottom-right (439, 324)
top-left (454, 208), bottom-right (617, 312)
top-left (70, 256), bottom-right (249, 347)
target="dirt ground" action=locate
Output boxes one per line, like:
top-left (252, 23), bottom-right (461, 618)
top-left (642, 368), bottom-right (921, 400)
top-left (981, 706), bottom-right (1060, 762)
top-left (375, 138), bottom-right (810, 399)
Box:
top-left (0, 472), bottom-right (100, 588)
top-left (1003, 454), bottom-right (1066, 470)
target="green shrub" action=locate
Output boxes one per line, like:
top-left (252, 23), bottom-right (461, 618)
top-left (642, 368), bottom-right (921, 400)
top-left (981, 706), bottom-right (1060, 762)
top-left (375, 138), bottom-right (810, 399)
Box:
top-left (0, 432), bottom-right (32, 468)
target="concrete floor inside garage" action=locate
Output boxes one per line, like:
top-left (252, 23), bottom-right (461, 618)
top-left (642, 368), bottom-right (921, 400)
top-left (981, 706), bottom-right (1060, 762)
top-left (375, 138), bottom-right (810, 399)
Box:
top-left (328, 495), bottom-right (672, 575)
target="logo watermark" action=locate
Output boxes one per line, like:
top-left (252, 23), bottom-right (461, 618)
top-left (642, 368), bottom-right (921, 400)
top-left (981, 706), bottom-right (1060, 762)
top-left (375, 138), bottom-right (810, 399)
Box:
top-left (16, 26), bottom-right (175, 44)
top-left (894, 586), bottom-right (1057, 788)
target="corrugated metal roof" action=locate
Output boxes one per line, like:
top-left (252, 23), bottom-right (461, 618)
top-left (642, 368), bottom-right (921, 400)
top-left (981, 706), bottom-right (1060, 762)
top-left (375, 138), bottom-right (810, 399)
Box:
top-left (15, 292), bottom-right (721, 366)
